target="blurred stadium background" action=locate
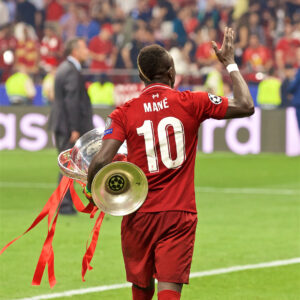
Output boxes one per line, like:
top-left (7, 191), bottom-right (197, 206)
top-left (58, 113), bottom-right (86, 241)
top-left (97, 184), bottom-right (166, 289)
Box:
top-left (0, 0), bottom-right (299, 299)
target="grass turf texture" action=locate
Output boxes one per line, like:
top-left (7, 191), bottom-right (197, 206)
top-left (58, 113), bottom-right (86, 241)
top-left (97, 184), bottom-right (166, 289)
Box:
top-left (0, 150), bottom-right (299, 300)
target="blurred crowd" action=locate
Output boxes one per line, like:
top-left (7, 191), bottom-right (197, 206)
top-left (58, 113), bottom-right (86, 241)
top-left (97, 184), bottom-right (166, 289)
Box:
top-left (0, 0), bottom-right (299, 107)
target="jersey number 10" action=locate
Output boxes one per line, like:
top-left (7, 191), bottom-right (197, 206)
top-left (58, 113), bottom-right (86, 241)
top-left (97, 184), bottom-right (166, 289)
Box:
top-left (137, 117), bottom-right (186, 173)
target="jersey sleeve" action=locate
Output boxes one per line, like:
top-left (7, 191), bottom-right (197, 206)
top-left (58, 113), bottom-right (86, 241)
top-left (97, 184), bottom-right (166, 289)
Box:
top-left (102, 107), bottom-right (126, 142)
top-left (191, 91), bottom-right (228, 122)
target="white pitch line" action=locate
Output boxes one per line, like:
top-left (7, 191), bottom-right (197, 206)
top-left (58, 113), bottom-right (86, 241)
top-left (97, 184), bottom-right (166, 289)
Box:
top-left (0, 181), bottom-right (299, 195)
top-left (17, 283), bottom-right (132, 300)
top-left (17, 257), bottom-right (300, 300)
top-left (189, 257), bottom-right (300, 278)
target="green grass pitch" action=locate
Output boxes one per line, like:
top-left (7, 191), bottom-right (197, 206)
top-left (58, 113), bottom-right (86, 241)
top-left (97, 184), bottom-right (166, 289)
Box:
top-left (0, 150), bottom-right (299, 299)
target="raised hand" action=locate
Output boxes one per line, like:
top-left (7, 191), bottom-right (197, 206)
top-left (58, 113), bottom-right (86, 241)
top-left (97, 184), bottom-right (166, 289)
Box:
top-left (212, 27), bottom-right (235, 67)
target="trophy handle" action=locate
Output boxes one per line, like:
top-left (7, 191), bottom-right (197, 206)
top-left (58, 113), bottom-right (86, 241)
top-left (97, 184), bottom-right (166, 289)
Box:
top-left (58, 149), bottom-right (88, 183)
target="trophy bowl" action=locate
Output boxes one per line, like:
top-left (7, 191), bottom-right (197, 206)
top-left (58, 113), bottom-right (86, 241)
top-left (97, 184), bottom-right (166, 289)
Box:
top-left (57, 128), bottom-right (148, 216)
top-left (58, 128), bottom-right (104, 184)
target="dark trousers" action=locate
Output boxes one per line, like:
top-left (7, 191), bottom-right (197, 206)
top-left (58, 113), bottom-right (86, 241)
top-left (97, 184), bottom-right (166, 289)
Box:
top-left (55, 132), bottom-right (75, 211)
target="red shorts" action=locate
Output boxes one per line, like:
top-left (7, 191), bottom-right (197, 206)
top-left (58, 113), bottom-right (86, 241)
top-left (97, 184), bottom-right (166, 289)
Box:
top-left (121, 211), bottom-right (198, 288)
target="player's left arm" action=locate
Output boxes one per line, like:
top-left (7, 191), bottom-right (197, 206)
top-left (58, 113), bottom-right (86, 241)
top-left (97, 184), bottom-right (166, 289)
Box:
top-left (212, 27), bottom-right (255, 119)
top-left (87, 139), bottom-right (123, 191)
top-left (224, 70), bottom-right (254, 119)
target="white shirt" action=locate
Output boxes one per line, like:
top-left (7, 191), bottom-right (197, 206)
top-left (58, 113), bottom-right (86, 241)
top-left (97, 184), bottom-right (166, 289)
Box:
top-left (67, 56), bottom-right (82, 71)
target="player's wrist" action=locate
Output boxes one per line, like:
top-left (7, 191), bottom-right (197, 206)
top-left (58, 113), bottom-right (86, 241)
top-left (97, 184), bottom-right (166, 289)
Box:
top-left (226, 63), bottom-right (239, 73)
top-left (221, 57), bottom-right (236, 68)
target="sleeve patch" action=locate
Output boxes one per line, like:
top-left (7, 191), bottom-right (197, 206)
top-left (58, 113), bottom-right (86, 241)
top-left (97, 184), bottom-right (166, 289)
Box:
top-left (104, 128), bottom-right (113, 136)
top-left (208, 93), bottom-right (222, 105)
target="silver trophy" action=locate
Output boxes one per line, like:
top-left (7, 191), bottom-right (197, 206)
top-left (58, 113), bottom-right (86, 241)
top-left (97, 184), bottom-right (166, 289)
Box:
top-left (58, 128), bottom-right (148, 216)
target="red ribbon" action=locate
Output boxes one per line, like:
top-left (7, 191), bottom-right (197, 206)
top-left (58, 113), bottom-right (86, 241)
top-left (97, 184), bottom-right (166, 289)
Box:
top-left (0, 176), bottom-right (105, 288)
top-left (81, 211), bottom-right (105, 281)
top-left (70, 180), bottom-right (96, 215)
top-left (69, 179), bottom-right (106, 280)
top-left (0, 176), bottom-right (69, 256)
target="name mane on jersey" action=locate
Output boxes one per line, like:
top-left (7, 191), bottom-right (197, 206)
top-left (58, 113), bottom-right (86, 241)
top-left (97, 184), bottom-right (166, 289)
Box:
top-left (143, 97), bottom-right (169, 113)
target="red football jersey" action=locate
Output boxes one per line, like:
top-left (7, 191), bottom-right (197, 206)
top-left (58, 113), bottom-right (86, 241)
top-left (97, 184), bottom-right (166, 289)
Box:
top-left (243, 46), bottom-right (272, 68)
top-left (276, 38), bottom-right (300, 66)
top-left (89, 36), bottom-right (114, 70)
top-left (103, 83), bottom-right (228, 212)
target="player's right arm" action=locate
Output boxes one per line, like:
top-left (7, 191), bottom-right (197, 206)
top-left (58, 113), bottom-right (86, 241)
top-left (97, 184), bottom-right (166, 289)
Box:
top-left (87, 138), bottom-right (123, 191)
top-left (212, 27), bottom-right (254, 119)
top-left (87, 111), bottom-right (126, 191)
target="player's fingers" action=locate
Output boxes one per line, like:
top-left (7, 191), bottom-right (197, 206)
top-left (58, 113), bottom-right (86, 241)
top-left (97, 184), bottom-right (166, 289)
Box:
top-left (225, 27), bottom-right (231, 49)
top-left (224, 27), bottom-right (229, 42)
top-left (230, 28), bottom-right (234, 41)
top-left (211, 41), bottom-right (220, 54)
top-left (231, 30), bottom-right (235, 48)
top-left (217, 27), bottom-right (224, 51)
top-left (228, 28), bottom-right (233, 46)
top-left (229, 28), bottom-right (234, 49)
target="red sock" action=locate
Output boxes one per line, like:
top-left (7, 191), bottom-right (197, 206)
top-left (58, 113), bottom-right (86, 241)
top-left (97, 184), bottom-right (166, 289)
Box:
top-left (132, 285), bottom-right (154, 300)
top-left (158, 290), bottom-right (181, 300)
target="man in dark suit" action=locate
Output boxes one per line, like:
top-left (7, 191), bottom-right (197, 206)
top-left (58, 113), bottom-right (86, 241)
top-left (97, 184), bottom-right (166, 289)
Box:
top-left (49, 37), bottom-right (94, 214)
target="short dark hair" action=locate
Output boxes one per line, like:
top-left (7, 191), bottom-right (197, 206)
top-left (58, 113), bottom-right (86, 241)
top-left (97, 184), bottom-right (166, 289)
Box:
top-left (64, 37), bottom-right (85, 57)
top-left (137, 44), bottom-right (172, 83)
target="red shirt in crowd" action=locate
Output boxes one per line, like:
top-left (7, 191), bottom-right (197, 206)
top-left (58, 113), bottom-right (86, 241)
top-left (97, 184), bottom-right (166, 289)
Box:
top-left (0, 36), bottom-right (17, 80)
top-left (195, 41), bottom-right (220, 62)
top-left (89, 36), bottom-right (114, 70)
top-left (15, 39), bottom-right (39, 72)
top-left (46, 0), bottom-right (64, 21)
top-left (184, 18), bottom-right (199, 34)
top-left (103, 83), bottom-right (228, 213)
top-left (0, 36), bottom-right (17, 65)
top-left (243, 46), bottom-right (272, 69)
top-left (40, 35), bottom-right (62, 69)
top-left (276, 38), bottom-right (300, 66)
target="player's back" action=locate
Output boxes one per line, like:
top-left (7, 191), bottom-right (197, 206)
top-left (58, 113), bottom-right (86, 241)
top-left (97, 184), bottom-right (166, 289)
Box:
top-left (108, 83), bottom-right (228, 212)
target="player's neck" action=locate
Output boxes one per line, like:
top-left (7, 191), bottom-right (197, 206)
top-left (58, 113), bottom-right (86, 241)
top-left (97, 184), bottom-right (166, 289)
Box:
top-left (144, 79), bottom-right (173, 88)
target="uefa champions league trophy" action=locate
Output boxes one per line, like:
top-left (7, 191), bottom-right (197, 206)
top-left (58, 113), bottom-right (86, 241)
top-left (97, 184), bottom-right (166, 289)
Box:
top-left (0, 128), bottom-right (148, 288)
top-left (58, 128), bottom-right (148, 216)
